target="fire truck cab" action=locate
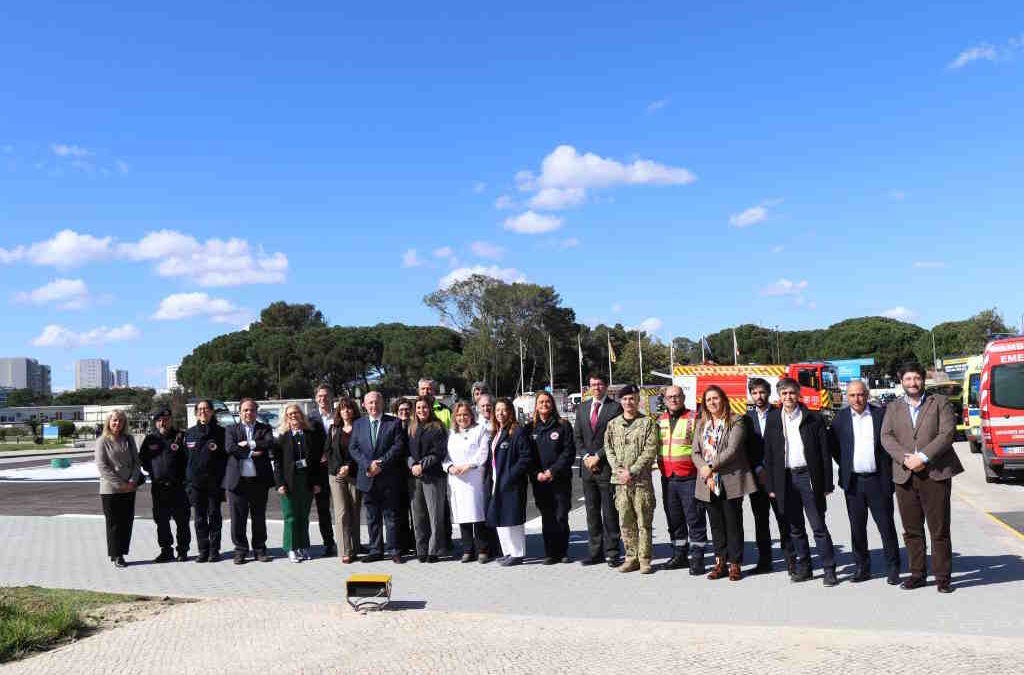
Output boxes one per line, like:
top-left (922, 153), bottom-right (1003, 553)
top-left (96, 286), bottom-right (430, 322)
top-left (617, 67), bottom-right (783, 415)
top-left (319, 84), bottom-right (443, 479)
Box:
top-left (979, 337), bottom-right (1024, 483)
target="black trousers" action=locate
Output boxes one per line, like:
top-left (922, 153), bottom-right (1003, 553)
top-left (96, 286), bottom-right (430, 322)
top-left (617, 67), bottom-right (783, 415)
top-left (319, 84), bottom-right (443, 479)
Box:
top-left (532, 477), bottom-right (572, 559)
top-left (152, 482), bottom-right (191, 553)
top-left (661, 477), bottom-right (708, 551)
top-left (189, 486), bottom-right (223, 554)
top-left (706, 493), bottom-right (744, 563)
top-left (458, 522), bottom-right (493, 555)
top-left (844, 472), bottom-right (900, 572)
top-left (101, 492), bottom-right (135, 558)
top-left (397, 468), bottom-right (415, 553)
top-left (749, 486), bottom-right (793, 564)
top-left (228, 477), bottom-right (269, 553)
top-left (312, 484), bottom-right (335, 546)
top-left (784, 469), bottom-right (835, 569)
top-left (582, 471), bottom-right (621, 559)
top-left (363, 482), bottom-right (398, 556)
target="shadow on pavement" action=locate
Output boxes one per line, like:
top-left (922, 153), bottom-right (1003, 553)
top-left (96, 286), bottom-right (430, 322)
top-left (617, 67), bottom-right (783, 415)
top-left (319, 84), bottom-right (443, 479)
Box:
top-left (950, 552), bottom-right (1024, 589)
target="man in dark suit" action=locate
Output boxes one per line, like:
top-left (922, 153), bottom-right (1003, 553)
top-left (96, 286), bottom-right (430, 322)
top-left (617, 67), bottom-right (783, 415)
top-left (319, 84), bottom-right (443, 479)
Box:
top-left (306, 385), bottom-right (337, 557)
top-left (829, 379), bottom-right (901, 584)
top-left (763, 378), bottom-right (838, 587)
top-left (881, 362), bottom-right (963, 593)
top-left (744, 377), bottom-right (793, 574)
top-left (573, 374), bottom-right (623, 567)
top-left (349, 391), bottom-right (407, 563)
top-left (223, 398), bottom-right (276, 564)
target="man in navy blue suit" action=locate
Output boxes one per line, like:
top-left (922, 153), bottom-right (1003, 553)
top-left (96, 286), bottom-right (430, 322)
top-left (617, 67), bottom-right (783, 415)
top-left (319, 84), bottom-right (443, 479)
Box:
top-left (349, 391), bottom-right (407, 563)
top-left (828, 379), bottom-right (901, 584)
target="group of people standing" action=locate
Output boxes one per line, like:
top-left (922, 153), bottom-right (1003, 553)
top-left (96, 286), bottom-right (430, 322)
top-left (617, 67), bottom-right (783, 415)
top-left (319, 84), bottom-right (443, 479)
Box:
top-left (95, 363), bottom-right (962, 593)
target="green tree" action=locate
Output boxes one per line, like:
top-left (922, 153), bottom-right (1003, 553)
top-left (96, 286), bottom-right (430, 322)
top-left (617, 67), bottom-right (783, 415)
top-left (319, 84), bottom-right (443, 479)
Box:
top-left (4, 389), bottom-right (51, 407)
top-left (913, 308), bottom-right (1012, 365)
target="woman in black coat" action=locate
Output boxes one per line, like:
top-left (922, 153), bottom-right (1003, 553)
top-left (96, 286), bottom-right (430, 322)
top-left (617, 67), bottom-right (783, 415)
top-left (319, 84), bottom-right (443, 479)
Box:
top-left (407, 396), bottom-right (448, 563)
top-left (524, 391), bottom-right (576, 564)
top-left (486, 398), bottom-right (532, 566)
top-left (273, 404), bottom-right (326, 563)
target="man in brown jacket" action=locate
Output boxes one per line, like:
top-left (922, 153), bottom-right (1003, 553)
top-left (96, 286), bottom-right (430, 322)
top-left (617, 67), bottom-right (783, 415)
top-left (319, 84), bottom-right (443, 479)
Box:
top-left (881, 362), bottom-right (963, 593)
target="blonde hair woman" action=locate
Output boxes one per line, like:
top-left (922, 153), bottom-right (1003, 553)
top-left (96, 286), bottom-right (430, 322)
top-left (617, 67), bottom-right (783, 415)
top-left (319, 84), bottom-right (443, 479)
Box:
top-left (273, 404), bottom-right (326, 562)
top-left (95, 409), bottom-right (143, 568)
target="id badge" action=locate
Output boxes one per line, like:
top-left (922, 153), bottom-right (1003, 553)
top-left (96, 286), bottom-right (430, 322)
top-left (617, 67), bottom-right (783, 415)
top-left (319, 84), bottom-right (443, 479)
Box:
top-left (295, 459), bottom-right (307, 469)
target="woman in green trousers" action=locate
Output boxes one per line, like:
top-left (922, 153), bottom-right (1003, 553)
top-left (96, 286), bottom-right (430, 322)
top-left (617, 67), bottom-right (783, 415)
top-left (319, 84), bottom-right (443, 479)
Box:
top-left (274, 404), bottom-right (326, 562)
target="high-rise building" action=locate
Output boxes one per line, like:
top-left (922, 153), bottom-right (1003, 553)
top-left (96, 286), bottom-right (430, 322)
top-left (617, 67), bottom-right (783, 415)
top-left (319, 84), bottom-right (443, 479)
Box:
top-left (115, 370), bottom-right (129, 388)
top-left (0, 357), bottom-right (52, 395)
top-left (166, 364), bottom-right (181, 391)
top-left (75, 358), bottom-right (112, 390)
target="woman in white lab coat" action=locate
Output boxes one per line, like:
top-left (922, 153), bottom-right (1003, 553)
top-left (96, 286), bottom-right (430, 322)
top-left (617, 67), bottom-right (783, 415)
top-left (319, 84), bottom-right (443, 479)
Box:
top-left (444, 400), bottom-right (494, 563)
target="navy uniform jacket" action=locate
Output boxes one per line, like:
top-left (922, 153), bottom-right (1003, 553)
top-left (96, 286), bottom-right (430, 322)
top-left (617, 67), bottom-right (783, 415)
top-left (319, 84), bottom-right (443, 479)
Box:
top-left (349, 414), bottom-right (406, 493)
top-left (184, 422), bottom-right (226, 492)
top-left (828, 404), bottom-right (893, 493)
top-left (140, 427), bottom-right (188, 486)
top-left (524, 416), bottom-right (576, 483)
top-left (487, 426), bottom-right (533, 527)
top-left (223, 420), bottom-right (276, 491)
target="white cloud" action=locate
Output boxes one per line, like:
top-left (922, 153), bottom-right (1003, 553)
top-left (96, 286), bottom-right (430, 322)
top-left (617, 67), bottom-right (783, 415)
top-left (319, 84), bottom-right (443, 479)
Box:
top-left (637, 317), bottom-right (663, 333)
top-left (948, 44), bottom-right (998, 69)
top-left (536, 145), bottom-right (695, 190)
top-left (0, 245), bottom-right (26, 264)
top-left (32, 323), bottom-right (140, 348)
top-left (438, 265), bottom-right (525, 289)
top-left (503, 210), bottom-right (563, 234)
top-left (761, 278), bottom-right (808, 297)
top-left (50, 143), bottom-right (92, 158)
top-left (401, 248), bottom-right (423, 268)
top-left (559, 237), bottom-right (580, 249)
top-left (729, 199), bottom-right (782, 228)
top-left (611, 303), bottom-right (623, 314)
top-left (514, 170), bottom-right (536, 192)
top-left (646, 98), bottom-right (668, 113)
top-left (771, 245), bottom-right (785, 254)
top-left (26, 229), bottom-right (112, 267)
top-left (13, 278), bottom-right (89, 309)
top-left (528, 187), bottom-right (586, 210)
top-left (882, 306), bottom-right (919, 321)
top-left (119, 230), bottom-right (288, 287)
top-left (494, 194), bottom-right (516, 210)
top-left (470, 241), bottom-right (504, 260)
top-left (913, 260), bottom-right (945, 269)
top-left (433, 246), bottom-right (455, 259)
top-left (472, 181), bottom-right (487, 194)
top-left (153, 292), bottom-right (248, 324)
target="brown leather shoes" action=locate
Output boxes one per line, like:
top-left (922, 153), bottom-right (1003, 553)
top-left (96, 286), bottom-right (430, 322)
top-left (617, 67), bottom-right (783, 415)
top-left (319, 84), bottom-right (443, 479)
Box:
top-left (728, 562), bottom-right (742, 581)
top-left (707, 556), bottom-right (726, 580)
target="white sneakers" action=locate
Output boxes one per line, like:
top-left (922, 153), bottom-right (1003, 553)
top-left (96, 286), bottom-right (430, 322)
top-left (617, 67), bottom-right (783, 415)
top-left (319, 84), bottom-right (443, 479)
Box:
top-left (288, 550), bottom-right (301, 563)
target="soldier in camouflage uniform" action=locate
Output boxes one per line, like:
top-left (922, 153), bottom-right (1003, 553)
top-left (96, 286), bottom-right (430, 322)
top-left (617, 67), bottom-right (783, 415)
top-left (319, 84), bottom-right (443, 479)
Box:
top-left (604, 385), bottom-right (660, 574)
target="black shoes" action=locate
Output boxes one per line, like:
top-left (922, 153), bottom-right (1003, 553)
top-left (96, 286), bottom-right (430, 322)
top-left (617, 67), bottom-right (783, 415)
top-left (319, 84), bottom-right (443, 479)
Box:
top-left (392, 554), bottom-right (404, 564)
top-left (233, 552), bottom-right (247, 565)
top-left (663, 551), bottom-right (687, 570)
top-left (501, 556), bottom-right (523, 567)
top-left (581, 556), bottom-right (605, 567)
top-left (154, 549), bottom-right (174, 563)
top-left (321, 544), bottom-right (338, 558)
top-left (560, 556), bottom-right (571, 564)
top-left (196, 551), bottom-right (210, 564)
top-left (427, 555), bottom-right (439, 563)
top-left (112, 555), bottom-right (127, 568)
top-left (255, 549), bottom-right (272, 562)
top-left (542, 557), bottom-right (558, 565)
top-left (689, 555), bottom-right (705, 576)
top-left (886, 570), bottom-right (901, 585)
top-left (851, 567), bottom-right (871, 583)
top-left (361, 553), bottom-right (383, 563)
top-left (418, 555), bottom-right (428, 563)
top-left (822, 567), bottom-right (839, 587)
top-left (176, 551), bottom-right (188, 562)
top-left (752, 560), bottom-right (773, 575)
top-left (790, 564), bottom-right (812, 583)
top-left (460, 553), bottom-right (474, 563)
top-left (936, 579), bottom-right (954, 594)
top-left (901, 575), bottom-right (926, 590)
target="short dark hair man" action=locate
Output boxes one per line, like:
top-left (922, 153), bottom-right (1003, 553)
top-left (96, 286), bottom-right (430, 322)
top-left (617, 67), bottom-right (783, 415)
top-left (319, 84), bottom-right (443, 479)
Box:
top-left (140, 407), bottom-right (190, 562)
top-left (881, 362), bottom-right (962, 593)
top-left (762, 378), bottom-right (838, 586)
top-left (744, 377), bottom-right (793, 574)
top-left (572, 373), bottom-right (623, 567)
top-left (185, 400), bottom-right (226, 562)
top-left (308, 385), bottom-right (338, 557)
top-left (224, 398), bottom-right (276, 564)
top-left (829, 379), bottom-right (901, 584)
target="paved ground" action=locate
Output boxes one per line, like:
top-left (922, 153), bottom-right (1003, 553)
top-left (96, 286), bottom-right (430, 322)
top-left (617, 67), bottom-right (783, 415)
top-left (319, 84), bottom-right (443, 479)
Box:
top-left (2, 443), bottom-right (1022, 672)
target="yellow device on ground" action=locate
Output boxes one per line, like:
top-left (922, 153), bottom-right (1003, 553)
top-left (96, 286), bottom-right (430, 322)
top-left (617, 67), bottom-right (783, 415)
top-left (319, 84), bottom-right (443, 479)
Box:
top-left (346, 574), bottom-right (392, 612)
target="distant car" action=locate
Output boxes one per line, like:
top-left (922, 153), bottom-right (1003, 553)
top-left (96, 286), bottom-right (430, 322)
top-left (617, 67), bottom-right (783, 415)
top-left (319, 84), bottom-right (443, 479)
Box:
top-left (257, 410), bottom-right (279, 429)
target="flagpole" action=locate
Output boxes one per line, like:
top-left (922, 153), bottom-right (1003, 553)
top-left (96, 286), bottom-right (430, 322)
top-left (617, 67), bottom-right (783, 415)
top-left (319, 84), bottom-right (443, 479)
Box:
top-left (733, 328), bottom-right (739, 366)
top-left (548, 334), bottom-right (555, 393)
top-left (607, 329), bottom-right (614, 387)
top-left (700, 333), bottom-right (706, 364)
top-left (577, 333), bottom-right (584, 395)
top-left (638, 330), bottom-right (644, 388)
top-left (518, 337), bottom-right (525, 395)
top-left (669, 333), bottom-right (675, 377)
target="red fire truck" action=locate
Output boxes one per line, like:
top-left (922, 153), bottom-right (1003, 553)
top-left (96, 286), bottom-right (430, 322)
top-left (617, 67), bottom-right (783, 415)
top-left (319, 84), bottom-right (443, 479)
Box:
top-left (671, 362), bottom-right (841, 421)
top-left (979, 337), bottom-right (1024, 483)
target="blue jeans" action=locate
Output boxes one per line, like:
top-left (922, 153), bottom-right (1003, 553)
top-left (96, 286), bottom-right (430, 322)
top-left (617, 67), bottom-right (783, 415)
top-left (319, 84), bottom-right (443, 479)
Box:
top-left (661, 477), bottom-right (708, 552)
top-left (784, 469), bottom-right (835, 569)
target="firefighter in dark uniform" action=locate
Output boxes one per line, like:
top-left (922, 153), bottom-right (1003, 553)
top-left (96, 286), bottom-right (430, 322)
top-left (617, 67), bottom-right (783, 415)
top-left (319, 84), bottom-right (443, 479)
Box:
top-left (140, 407), bottom-right (191, 562)
top-left (185, 399), bottom-right (228, 563)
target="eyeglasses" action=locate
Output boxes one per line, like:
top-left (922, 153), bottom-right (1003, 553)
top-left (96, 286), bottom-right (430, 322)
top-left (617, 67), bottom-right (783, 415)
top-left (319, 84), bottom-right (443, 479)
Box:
top-left (665, 394), bottom-right (682, 399)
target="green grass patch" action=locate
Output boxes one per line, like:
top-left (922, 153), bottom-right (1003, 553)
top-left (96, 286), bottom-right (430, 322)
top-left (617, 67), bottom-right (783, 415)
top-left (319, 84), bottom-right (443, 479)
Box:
top-left (0, 586), bottom-right (140, 663)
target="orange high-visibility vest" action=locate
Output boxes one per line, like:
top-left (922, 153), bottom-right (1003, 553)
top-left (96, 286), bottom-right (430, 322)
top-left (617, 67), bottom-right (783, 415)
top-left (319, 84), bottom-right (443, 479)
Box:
top-left (657, 410), bottom-right (697, 478)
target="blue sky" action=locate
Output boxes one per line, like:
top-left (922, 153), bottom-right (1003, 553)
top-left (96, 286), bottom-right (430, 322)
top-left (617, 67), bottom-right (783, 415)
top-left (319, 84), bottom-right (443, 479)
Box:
top-left (2, 2), bottom-right (1022, 391)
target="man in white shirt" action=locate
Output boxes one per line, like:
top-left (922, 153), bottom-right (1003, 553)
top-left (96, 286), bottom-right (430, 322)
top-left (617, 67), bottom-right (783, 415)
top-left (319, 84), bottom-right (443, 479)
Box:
top-left (308, 385), bottom-right (337, 557)
top-left (829, 380), bottom-right (901, 584)
top-left (763, 378), bottom-right (837, 586)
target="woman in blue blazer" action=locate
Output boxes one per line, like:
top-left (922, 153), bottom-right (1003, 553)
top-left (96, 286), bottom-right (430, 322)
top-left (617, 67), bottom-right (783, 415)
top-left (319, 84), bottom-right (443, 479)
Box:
top-left (486, 398), bottom-right (533, 566)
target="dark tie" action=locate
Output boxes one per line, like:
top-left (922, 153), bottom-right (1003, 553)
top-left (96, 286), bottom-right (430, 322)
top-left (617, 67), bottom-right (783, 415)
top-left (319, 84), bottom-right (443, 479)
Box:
top-left (371, 419), bottom-right (379, 447)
